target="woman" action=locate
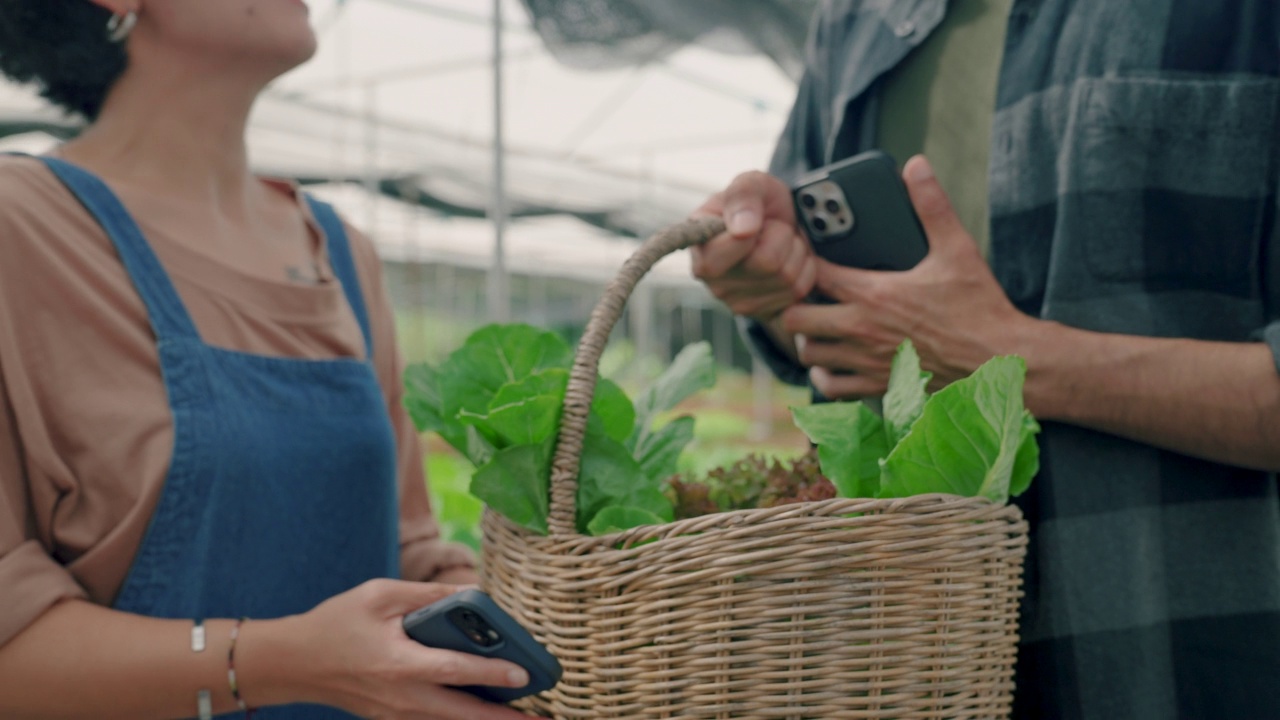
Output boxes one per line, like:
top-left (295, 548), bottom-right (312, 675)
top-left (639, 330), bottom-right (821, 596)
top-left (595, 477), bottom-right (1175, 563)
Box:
top-left (0, 2), bottom-right (532, 718)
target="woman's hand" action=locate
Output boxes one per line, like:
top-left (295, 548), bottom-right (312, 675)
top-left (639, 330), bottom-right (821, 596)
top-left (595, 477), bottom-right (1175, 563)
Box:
top-left (245, 579), bottom-right (535, 720)
top-left (432, 567), bottom-right (481, 586)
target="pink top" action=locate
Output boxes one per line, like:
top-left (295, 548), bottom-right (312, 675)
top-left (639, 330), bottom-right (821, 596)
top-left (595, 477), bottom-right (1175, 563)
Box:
top-left (0, 156), bottom-right (473, 647)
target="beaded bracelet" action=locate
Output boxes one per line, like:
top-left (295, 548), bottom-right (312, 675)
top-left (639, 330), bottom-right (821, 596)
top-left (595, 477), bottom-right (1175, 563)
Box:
top-left (227, 617), bottom-right (256, 718)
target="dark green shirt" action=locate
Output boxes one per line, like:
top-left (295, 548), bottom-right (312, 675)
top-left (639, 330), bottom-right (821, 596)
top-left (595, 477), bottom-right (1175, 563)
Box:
top-left (877, 0), bottom-right (1012, 258)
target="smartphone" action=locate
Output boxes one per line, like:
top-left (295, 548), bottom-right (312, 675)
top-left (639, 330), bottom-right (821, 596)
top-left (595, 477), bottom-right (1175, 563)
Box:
top-left (402, 589), bottom-right (563, 704)
top-left (791, 149), bottom-right (929, 272)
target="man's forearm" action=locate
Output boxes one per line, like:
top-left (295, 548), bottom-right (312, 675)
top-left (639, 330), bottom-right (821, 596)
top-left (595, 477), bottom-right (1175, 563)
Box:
top-left (1021, 321), bottom-right (1280, 471)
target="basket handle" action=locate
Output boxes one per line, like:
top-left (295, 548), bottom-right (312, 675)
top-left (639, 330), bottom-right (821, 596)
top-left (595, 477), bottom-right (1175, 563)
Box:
top-left (547, 216), bottom-right (727, 536)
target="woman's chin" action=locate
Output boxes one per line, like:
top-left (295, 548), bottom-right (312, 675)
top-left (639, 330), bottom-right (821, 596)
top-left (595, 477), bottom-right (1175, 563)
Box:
top-left (281, 34), bottom-right (320, 68)
top-left (254, 32), bottom-right (319, 78)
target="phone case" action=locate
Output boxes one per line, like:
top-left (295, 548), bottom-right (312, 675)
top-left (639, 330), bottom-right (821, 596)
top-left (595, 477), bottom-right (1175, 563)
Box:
top-left (791, 149), bottom-right (929, 271)
top-left (402, 589), bottom-right (563, 704)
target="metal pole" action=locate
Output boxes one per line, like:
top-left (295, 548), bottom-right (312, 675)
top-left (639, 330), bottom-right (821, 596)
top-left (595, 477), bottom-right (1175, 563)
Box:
top-left (487, 0), bottom-right (510, 322)
top-left (630, 281), bottom-right (654, 369)
top-left (362, 83), bottom-right (379, 234)
top-left (750, 355), bottom-right (774, 441)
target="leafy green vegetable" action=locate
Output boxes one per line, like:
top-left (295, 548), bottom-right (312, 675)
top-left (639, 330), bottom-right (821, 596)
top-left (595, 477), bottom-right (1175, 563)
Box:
top-left (882, 339), bottom-right (931, 446)
top-left (438, 324), bottom-right (573, 421)
top-left (1011, 414), bottom-right (1041, 498)
top-left (879, 356), bottom-right (1036, 503)
top-left (463, 426), bottom-right (498, 469)
top-left (586, 506), bottom-right (667, 536)
top-left (404, 364), bottom-right (469, 455)
top-left (704, 455), bottom-right (766, 511)
top-left (468, 369), bottom-right (636, 448)
top-left (594, 378), bottom-right (636, 443)
top-left (635, 416), bottom-right (695, 484)
top-left (470, 443), bottom-right (552, 534)
top-left (474, 369), bottom-right (567, 446)
top-left (405, 324), bottom-right (690, 538)
top-left (790, 342), bottom-right (1039, 505)
top-left (579, 428), bottom-right (674, 533)
top-left (628, 342), bottom-right (715, 452)
top-left (791, 402), bottom-right (888, 499)
top-left (667, 451), bottom-right (836, 520)
top-left (408, 323), bottom-right (1037, 541)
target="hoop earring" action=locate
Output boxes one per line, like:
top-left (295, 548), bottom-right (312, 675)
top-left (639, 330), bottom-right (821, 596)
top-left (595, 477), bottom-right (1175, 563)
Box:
top-left (106, 11), bottom-right (137, 43)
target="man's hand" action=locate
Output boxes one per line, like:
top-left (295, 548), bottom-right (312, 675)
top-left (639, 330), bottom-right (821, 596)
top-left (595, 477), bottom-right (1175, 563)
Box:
top-left (781, 156), bottom-right (1036, 400)
top-left (690, 171), bottom-right (817, 324)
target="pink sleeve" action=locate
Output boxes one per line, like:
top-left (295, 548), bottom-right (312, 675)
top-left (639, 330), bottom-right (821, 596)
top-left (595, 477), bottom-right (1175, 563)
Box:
top-left (0, 376), bottom-right (87, 649)
top-left (345, 223), bottom-right (476, 581)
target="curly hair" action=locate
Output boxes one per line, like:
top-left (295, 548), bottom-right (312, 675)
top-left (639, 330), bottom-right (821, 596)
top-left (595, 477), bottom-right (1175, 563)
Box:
top-left (0, 2), bottom-right (127, 120)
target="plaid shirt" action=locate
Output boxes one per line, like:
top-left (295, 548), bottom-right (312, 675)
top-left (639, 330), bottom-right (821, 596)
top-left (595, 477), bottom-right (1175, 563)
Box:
top-left (751, 1), bottom-right (1280, 717)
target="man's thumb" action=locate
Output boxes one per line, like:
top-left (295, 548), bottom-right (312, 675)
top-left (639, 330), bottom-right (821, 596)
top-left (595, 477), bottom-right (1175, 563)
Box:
top-left (903, 155), bottom-right (970, 252)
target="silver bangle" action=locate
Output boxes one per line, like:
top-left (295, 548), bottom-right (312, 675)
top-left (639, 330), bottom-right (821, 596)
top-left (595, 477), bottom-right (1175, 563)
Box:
top-left (197, 690), bottom-right (213, 720)
top-left (192, 618), bottom-right (207, 653)
top-left (193, 620), bottom-right (212, 720)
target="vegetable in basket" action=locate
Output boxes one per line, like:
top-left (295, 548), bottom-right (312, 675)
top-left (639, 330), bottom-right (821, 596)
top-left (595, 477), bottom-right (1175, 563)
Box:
top-left (404, 324), bottom-right (714, 535)
top-left (404, 325), bottom-right (1039, 536)
top-left (668, 338), bottom-right (1038, 518)
top-left (791, 337), bottom-right (1039, 506)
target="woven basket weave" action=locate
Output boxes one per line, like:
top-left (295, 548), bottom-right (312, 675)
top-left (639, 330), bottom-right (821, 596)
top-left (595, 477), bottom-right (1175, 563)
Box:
top-left (480, 217), bottom-right (1029, 719)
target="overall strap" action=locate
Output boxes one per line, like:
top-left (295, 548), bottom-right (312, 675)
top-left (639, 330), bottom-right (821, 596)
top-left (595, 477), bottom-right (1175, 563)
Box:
top-left (39, 156), bottom-right (201, 342)
top-left (305, 196), bottom-right (374, 360)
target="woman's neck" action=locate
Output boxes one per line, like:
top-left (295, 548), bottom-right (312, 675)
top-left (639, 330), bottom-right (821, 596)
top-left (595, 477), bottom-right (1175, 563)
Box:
top-left (59, 57), bottom-right (269, 219)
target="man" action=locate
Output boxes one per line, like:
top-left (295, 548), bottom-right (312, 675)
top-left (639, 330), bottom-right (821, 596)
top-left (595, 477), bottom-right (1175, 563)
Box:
top-left (693, 2), bottom-right (1280, 718)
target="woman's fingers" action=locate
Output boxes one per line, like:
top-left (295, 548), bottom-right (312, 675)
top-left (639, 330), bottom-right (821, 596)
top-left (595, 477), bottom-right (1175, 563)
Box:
top-left (294, 580), bottom-right (545, 719)
top-left (393, 649), bottom-right (536, 720)
top-left (402, 685), bottom-right (535, 720)
top-left (359, 579), bottom-right (468, 617)
top-left (406, 647), bottom-right (530, 690)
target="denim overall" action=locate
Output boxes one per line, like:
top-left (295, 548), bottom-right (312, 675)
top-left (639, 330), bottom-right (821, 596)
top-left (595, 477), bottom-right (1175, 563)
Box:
top-left (42, 157), bottom-right (400, 719)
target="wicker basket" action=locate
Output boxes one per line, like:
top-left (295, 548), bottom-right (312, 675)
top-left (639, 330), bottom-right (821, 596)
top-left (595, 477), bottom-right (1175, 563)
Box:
top-left (480, 217), bottom-right (1029, 719)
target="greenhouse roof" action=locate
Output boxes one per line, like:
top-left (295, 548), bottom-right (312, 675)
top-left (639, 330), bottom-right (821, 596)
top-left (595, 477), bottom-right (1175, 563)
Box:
top-left (0, 0), bottom-right (804, 286)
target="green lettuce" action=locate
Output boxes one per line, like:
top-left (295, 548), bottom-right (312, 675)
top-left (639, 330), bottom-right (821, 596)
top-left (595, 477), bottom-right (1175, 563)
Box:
top-left (404, 325), bottom-right (713, 536)
top-left (793, 340), bottom-right (1039, 504)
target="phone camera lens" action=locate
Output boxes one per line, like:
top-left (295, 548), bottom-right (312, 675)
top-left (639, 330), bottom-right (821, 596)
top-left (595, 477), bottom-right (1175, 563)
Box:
top-left (800, 193), bottom-right (817, 209)
top-left (812, 217), bottom-right (828, 232)
top-left (824, 199), bottom-right (841, 214)
top-left (448, 608), bottom-right (502, 647)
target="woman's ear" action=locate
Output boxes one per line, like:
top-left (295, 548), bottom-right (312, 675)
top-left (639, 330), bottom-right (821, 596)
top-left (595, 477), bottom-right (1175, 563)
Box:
top-left (85, 0), bottom-right (140, 16)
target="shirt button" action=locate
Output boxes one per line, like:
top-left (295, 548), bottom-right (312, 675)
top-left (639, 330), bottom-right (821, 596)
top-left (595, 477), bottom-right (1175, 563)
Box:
top-left (895, 20), bottom-right (916, 38)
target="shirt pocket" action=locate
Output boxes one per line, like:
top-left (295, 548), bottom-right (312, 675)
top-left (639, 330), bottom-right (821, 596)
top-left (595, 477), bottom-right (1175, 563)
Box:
top-left (1060, 75), bottom-right (1278, 295)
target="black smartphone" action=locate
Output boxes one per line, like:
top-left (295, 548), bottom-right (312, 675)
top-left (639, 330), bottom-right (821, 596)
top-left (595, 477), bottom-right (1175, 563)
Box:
top-left (791, 149), bottom-right (929, 272)
top-left (402, 589), bottom-right (563, 704)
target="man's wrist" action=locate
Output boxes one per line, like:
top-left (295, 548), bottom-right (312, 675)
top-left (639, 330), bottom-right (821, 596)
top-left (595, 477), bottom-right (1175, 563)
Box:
top-left (1009, 315), bottom-right (1083, 422)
